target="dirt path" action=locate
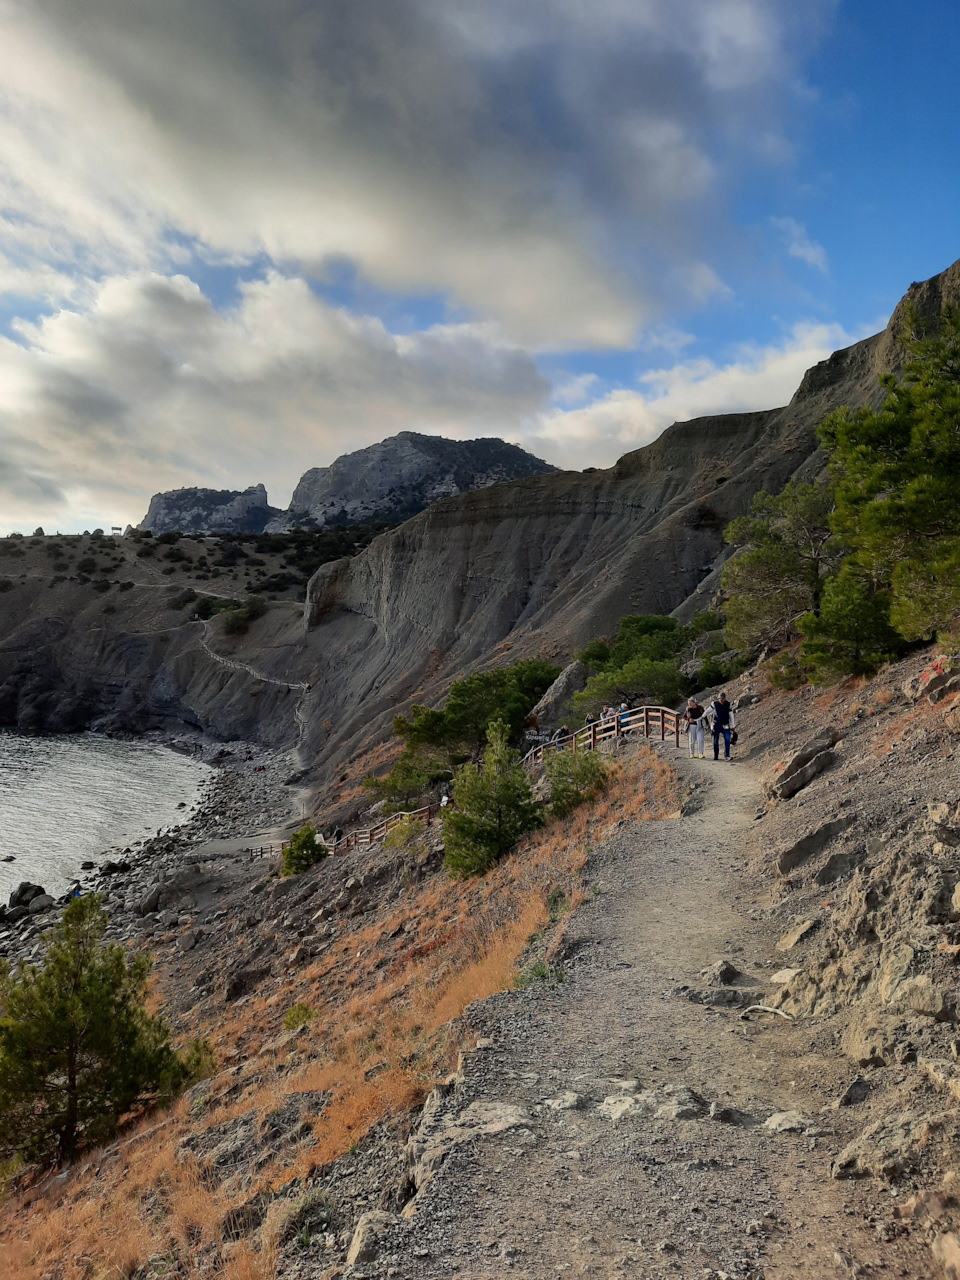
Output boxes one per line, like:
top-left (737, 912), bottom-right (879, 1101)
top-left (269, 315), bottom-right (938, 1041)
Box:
top-left (380, 750), bottom-right (913, 1280)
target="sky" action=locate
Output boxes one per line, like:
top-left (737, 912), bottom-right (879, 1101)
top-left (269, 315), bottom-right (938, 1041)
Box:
top-left (0, 0), bottom-right (958, 533)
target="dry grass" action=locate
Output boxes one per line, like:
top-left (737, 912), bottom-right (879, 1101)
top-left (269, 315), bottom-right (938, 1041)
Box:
top-left (2, 745), bottom-right (679, 1280)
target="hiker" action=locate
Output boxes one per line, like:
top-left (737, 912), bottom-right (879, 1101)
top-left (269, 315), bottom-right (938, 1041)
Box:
top-left (333, 826), bottom-right (344, 844)
top-left (584, 712), bottom-right (596, 727)
top-left (682, 696), bottom-right (706, 758)
top-left (709, 692), bottom-right (736, 761)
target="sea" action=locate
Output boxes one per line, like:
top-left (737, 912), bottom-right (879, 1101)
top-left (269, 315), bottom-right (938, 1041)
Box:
top-left (0, 730), bottom-right (212, 902)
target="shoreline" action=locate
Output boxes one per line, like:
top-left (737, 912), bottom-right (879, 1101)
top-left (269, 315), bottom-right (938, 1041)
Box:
top-left (0, 729), bottom-right (312, 964)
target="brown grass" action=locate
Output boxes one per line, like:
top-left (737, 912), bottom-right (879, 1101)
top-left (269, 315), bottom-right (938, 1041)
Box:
top-left (2, 744), bottom-right (679, 1279)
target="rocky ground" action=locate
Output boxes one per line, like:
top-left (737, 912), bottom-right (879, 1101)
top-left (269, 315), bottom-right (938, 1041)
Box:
top-left (8, 647), bottom-right (960, 1280)
top-left (300, 648), bottom-right (960, 1280)
top-left (0, 739), bottom-right (304, 969)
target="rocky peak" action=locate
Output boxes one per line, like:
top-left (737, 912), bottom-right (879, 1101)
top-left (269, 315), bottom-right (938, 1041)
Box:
top-left (139, 484), bottom-right (280, 536)
top-left (273, 432), bottom-right (558, 530)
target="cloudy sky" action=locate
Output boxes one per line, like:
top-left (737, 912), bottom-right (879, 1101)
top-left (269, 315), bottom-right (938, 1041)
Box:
top-left (0, 0), bottom-right (958, 532)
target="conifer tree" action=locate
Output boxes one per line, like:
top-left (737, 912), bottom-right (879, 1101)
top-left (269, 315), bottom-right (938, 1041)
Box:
top-left (0, 895), bottom-right (185, 1163)
top-left (444, 719), bottom-right (542, 877)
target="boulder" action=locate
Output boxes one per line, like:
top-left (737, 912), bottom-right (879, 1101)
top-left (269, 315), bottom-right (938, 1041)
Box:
top-left (762, 727), bottom-right (842, 801)
top-left (932, 1231), bottom-right (960, 1280)
top-left (903, 656), bottom-right (959, 704)
top-left (833, 1110), bottom-right (951, 1180)
top-left (138, 884), bottom-right (162, 916)
top-left (526, 660), bottom-right (590, 734)
top-left (764, 1111), bottom-right (814, 1134)
top-left (9, 881), bottom-right (45, 910)
top-left (841, 1019), bottom-right (898, 1069)
top-left (27, 894), bottom-right (55, 915)
top-left (775, 918), bottom-right (820, 951)
top-left (346, 1210), bottom-right (400, 1265)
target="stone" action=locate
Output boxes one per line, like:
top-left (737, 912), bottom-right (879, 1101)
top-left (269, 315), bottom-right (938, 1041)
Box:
top-left (892, 1190), bottom-right (955, 1223)
top-left (776, 918), bottom-right (820, 952)
top-left (762, 728), bottom-right (842, 801)
top-left (921, 1058), bottom-right (960, 1103)
top-left (777, 816), bottom-right (855, 875)
top-left (701, 959), bottom-right (740, 985)
top-left (764, 1111), bottom-right (812, 1134)
top-left (835, 1077), bottom-right (872, 1107)
top-left (841, 1019), bottom-right (898, 1069)
top-left (404, 1096), bottom-right (532, 1205)
top-left (832, 1110), bottom-right (951, 1180)
top-left (138, 884), bottom-right (162, 916)
top-left (9, 881), bottom-right (45, 910)
top-left (771, 967), bottom-right (802, 984)
top-left (543, 1092), bottom-right (583, 1111)
top-left (178, 930), bottom-right (198, 952)
top-left (932, 1231), bottom-right (960, 1280)
top-left (656, 1086), bottom-right (708, 1121)
top-left (599, 1095), bottom-right (645, 1123)
top-left (345, 1210), bottom-right (399, 1265)
top-left (27, 894), bottom-right (55, 915)
top-left (896, 975), bottom-right (956, 1021)
top-left (902, 656), bottom-right (959, 704)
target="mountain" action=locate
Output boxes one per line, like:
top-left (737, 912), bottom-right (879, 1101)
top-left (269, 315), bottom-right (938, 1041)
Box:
top-left (3, 258), bottom-right (959, 794)
top-left (272, 432), bottom-right (558, 530)
top-left (138, 434), bottom-right (558, 535)
top-left (139, 484), bottom-right (280, 535)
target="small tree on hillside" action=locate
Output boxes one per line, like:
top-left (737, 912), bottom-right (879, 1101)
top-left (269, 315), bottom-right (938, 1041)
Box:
top-left (798, 566), bottom-right (904, 681)
top-left (722, 481), bottom-right (842, 653)
top-left (0, 896), bottom-right (189, 1164)
top-left (444, 719), bottom-right (543, 877)
top-left (545, 749), bottom-right (609, 819)
top-left (282, 821), bottom-right (330, 876)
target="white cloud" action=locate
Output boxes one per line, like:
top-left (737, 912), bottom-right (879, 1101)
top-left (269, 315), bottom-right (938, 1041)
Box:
top-left (0, 272), bottom-right (548, 530)
top-left (771, 216), bottom-right (829, 274)
top-left (0, 1), bottom-right (828, 346)
top-left (522, 321), bottom-right (864, 469)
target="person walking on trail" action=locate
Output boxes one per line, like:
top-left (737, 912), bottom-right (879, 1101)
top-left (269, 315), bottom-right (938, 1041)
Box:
top-left (709, 692), bottom-right (736, 761)
top-left (682, 696), bottom-right (706, 758)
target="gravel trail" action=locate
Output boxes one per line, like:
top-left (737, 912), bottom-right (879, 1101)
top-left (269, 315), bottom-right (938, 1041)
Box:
top-left (377, 750), bottom-right (909, 1280)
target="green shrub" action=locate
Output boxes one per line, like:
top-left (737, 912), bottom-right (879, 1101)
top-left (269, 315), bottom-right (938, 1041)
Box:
top-left (444, 720), bottom-right (542, 878)
top-left (762, 650), bottom-right (808, 691)
top-left (383, 815), bottom-right (424, 850)
top-left (281, 822), bottom-right (329, 876)
top-left (799, 566), bottom-right (904, 682)
top-left (283, 1004), bottom-right (316, 1031)
top-left (221, 595), bottom-right (268, 635)
top-left (545, 749), bottom-right (609, 819)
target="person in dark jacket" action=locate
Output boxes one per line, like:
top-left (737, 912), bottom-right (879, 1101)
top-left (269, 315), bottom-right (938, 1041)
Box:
top-left (709, 692), bottom-right (736, 760)
top-left (682, 696), bottom-right (706, 758)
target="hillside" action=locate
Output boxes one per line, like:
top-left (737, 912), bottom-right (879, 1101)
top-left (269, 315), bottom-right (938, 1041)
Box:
top-left (1, 260), bottom-right (958, 803)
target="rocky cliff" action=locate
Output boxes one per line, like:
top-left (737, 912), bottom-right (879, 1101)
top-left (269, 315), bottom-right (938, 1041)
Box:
top-left (138, 434), bottom-right (557, 535)
top-left (274, 432), bottom-right (558, 530)
top-left (140, 484), bottom-right (280, 535)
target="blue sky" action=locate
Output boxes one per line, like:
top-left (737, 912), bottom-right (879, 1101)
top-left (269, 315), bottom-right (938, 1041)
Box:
top-left (0, 0), bottom-right (957, 532)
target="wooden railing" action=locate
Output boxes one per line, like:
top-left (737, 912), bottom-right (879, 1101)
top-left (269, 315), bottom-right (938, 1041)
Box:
top-left (327, 702), bottom-right (684, 853)
top-left (521, 703), bottom-right (682, 772)
top-left (333, 804), bottom-right (440, 853)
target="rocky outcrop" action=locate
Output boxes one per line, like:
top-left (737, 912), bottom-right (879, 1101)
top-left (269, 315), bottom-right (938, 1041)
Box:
top-left (274, 432), bottom-right (557, 531)
top-left (139, 484), bottom-right (280, 535)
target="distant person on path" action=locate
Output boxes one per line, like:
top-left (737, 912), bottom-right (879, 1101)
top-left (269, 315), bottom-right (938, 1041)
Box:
top-left (709, 692), bottom-right (736, 761)
top-left (333, 826), bottom-right (344, 844)
top-left (682, 696), bottom-right (706, 758)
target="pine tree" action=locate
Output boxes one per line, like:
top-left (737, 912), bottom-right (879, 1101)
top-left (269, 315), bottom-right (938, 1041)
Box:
top-left (798, 566), bottom-right (903, 680)
top-left (0, 895), bottom-right (186, 1163)
top-left (444, 719), bottom-right (543, 877)
top-left (722, 481), bottom-right (842, 653)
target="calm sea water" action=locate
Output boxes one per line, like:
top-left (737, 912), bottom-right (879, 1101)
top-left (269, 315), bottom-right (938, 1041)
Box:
top-left (0, 731), bottom-right (211, 902)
